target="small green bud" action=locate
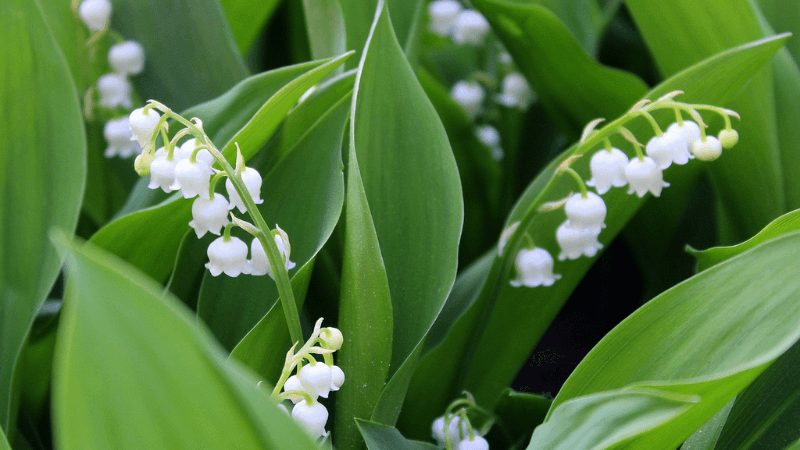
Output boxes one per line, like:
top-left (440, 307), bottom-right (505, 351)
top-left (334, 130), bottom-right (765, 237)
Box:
top-left (691, 136), bottom-right (723, 161)
top-left (718, 129), bottom-right (739, 149)
top-left (319, 327), bottom-right (343, 351)
top-left (134, 151), bottom-right (155, 176)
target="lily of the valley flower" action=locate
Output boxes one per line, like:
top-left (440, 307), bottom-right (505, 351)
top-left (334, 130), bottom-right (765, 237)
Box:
top-left (176, 138), bottom-right (215, 165)
top-left (171, 159), bottom-right (211, 199)
top-left (496, 72), bottom-right (533, 110)
top-left (556, 221), bottom-right (603, 261)
top-left (249, 227), bottom-right (296, 278)
top-left (226, 167), bottom-right (264, 213)
top-left (299, 362), bottom-right (333, 399)
top-left (428, 0), bottom-right (463, 36)
top-left (510, 248), bottom-right (561, 288)
top-left (624, 156), bottom-right (669, 197)
top-left (691, 135), bottom-right (723, 161)
top-left (645, 130), bottom-right (690, 169)
top-left (129, 107), bottom-right (161, 147)
top-left (103, 117), bottom-right (140, 158)
top-left (329, 365), bottom-right (345, 392)
top-left (189, 195), bottom-right (230, 238)
top-left (667, 120), bottom-right (701, 151)
top-left (78, 0), bottom-right (112, 31)
top-left (451, 81), bottom-right (485, 120)
top-left (97, 73), bottom-right (132, 109)
top-left (586, 147), bottom-right (628, 194)
top-left (452, 10), bottom-right (490, 45)
top-left (718, 129), bottom-right (739, 148)
top-left (205, 236), bottom-right (250, 277)
top-left (432, 415), bottom-right (470, 448)
top-left (283, 375), bottom-right (304, 404)
top-left (475, 125), bottom-right (503, 160)
top-left (319, 327), bottom-right (343, 351)
top-left (458, 436), bottom-right (490, 450)
top-left (147, 149), bottom-right (177, 192)
top-left (292, 400), bottom-right (329, 438)
top-left (564, 192), bottom-right (606, 232)
top-left (109, 41), bottom-right (145, 75)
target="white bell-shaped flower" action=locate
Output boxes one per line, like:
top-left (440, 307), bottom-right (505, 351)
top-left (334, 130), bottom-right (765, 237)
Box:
top-left (645, 130), bottom-right (689, 169)
top-left (432, 415), bottom-right (470, 447)
top-left (452, 10), bottom-right (490, 45)
top-left (147, 149), bottom-right (177, 193)
top-left (129, 107), bottom-right (161, 147)
top-left (451, 81), bottom-right (485, 121)
top-left (458, 436), bottom-right (489, 450)
top-left (498, 51), bottom-right (513, 65)
top-left (496, 72), bottom-right (533, 109)
top-left (586, 147), bottom-right (628, 194)
top-left (428, 0), bottom-right (462, 36)
top-left (97, 73), bottom-right (132, 109)
top-left (329, 365), bottom-right (345, 392)
top-left (226, 167), bottom-right (264, 213)
top-left (189, 195), bottom-right (230, 238)
top-left (691, 136), bottom-right (723, 161)
top-left (249, 227), bottom-right (296, 278)
top-left (78, 0), bottom-right (111, 31)
top-left (510, 248), bottom-right (561, 288)
top-left (564, 192), bottom-right (606, 233)
top-left (299, 362), bottom-right (333, 399)
top-left (171, 158), bottom-right (211, 199)
top-left (556, 221), bottom-right (603, 261)
top-left (624, 156), bottom-right (669, 197)
top-left (718, 129), bottom-right (739, 149)
top-left (175, 138), bottom-right (215, 165)
top-left (283, 375), bottom-right (305, 404)
top-left (667, 121), bottom-right (701, 156)
top-left (475, 125), bottom-right (503, 160)
top-left (205, 236), bottom-right (250, 277)
top-left (103, 117), bottom-right (140, 158)
top-left (109, 41), bottom-right (145, 75)
top-left (292, 400), bottom-right (329, 438)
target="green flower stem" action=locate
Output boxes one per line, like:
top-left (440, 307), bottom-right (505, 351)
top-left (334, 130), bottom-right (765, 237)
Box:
top-left (561, 167), bottom-right (589, 197)
top-left (674, 108), bottom-right (684, 125)
top-left (208, 172), bottom-right (226, 199)
top-left (639, 111), bottom-right (663, 137)
top-left (604, 137), bottom-right (614, 152)
top-left (148, 101), bottom-right (304, 348)
top-left (270, 319), bottom-right (326, 401)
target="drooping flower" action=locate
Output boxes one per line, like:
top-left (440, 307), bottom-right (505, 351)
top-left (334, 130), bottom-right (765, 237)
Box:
top-left (556, 221), bottom-right (603, 261)
top-left (189, 195), bottom-right (230, 238)
top-left (175, 138), bottom-right (215, 165)
top-left (645, 130), bottom-right (690, 169)
top-left (78, 0), bottom-right (112, 31)
top-left (432, 415), bottom-right (470, 448)
top-left (108, 41), bottom-right (145, 75)
top-left (718, 129), bottom-right (739, 149)
top-left (510, 248), bottom-right (561, 288)
top-left (97, 73), bottom-right (132, 109)
top-left (226, 167), bottom-right (264, 213)
top-left (691, 136), bottom-right (723, 161)
top-left (564, 192), bottom-right (606, 233)
top-left (292, 401), bottom-right (329, 438)
top-left (624, 156), bottom-right (669, 197)
top-left (451, 81), bottom-right (485, 120)
top-left (249, 226), bottom-right (296, 278)
top-left (586, 147), bottom-right (628, 194)
top-left (428, 0), bottom-right (462, 36)
top-left (103, 117), bottom-right (140, 158)
top-left (475, 125), bottom-right (503, 160)
top-left (298, 362), bottom-right (333, 399)
top-left (452, 10), bottom-right (490, 45)
top-left (495, 72), bottom-right (534, 110)
top-left (171, 158), bottom-right (211, 199)
top-left (458, 436), bottom-right (490, 450)
top-left (667, 121), bottom-right (701, 154)
top-left (283, 375), bottom-right (304, 404)
top-left (129, 107), bottom-right (161, 147)
top-left (205, 236), bottom-right (250, 277)
top-left (147, 149), bottom-right (177, 193)
top-left (329, 365), bottom-right (345, 392)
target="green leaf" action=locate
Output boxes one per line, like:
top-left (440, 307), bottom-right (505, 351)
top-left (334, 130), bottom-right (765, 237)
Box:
top-left (0, 0), bottom-right (86, 432)
top-left (346, 0), bottom-right (463, 424)
top-left (51, 233), bottom-right (318, 450)
top-left (471, 0), bottom-right (649, 135)
top-left (683, 401), bottom-right (734, 450)
top-left (548, 231), bottom-right (800, 449)
top-left (494, 389), bottom-right (552, 448)
top-left (302, 0), bottom-right (347, 61)
top-left (220, 0), bottom-right (282, 55)
top-left (398, 34), bottom-right (789, 439)
top-left (756, 0), bottom-right (800, 64)
top-left (111, 0), bottom-right (248, 111)
top-left (356, 420), bottom-right (439, 450)
top-left (0, 427), bottom-right (8, 450)
top-left (527, 389), bottom-right (696, 450)
top-left (337, 0), bottom-right (423, 68)
top-left (689, 209), bottom-right (800, 271)
top-left (89, 55), bottom-right (351, 284)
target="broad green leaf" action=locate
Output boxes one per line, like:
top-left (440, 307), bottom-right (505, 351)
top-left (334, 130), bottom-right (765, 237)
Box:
top-left (472, 0), bottom-right (649, 135)
top-left (527, 389), bottom-right (696, 450)
top-left (549, 232), bottom-right (800, 449)
top-left (338, 0), bottom-right (424, 68)
top-left (357, 420), bottom-right (439, 450)
top-left (347, 0), bottom-right (463, 424)
top-left (0, 0), bottom-right (86, 432)
top-left (197, 78), bottom-right (352, 350)
top-left (111, 0), bottom-right (248, 111)
top-left (683, 401), bottom-right (734, 450)
top-left (89, 55), bottom-right (351, 284)
top-left (51, 233), bottom-right (318, 450)
top-left (37, 0), bottom-right (93, 90)
top-left (398, 34), bottom-right (788, 439)
top-left (494, 389), bottom-right (552, 448)
top-left (757, 0), bottom-right (800, 64)
top-left (531, 0), bottom-right (605, 55)
top-left (626, 0), bottom-right (782, 242)
top-left (689, 209), bottom-right (800, 271)
top-left (164, 231), bottom-right (208, 310)
top-left (0, 427), bottom-right (7, 450)
top-left (220, 0), bottom-right (282, 55)
top-left (302, 0), bottom-right (347, 61)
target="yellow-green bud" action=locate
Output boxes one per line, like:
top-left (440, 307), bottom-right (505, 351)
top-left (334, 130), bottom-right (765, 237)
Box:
top-left (319, 327), bottom-right (343, 351)
top-left (718, 129), bottom-right (739, 149)
top-left (134, 151), bottom-right (155, 175)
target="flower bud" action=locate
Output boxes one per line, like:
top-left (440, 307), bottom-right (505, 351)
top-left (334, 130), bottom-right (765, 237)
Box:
top-left (718, 129), bottom-right (739, 149)
top-left (458, 435), bottom-right (489, 450)
top-left (171, 158), bottom-right (211, 199)
top-left (109, 41), bottom-right (145, 75)
top-left (428, 0), bottom-right (462, 36)
top-left (78, 0), bottom-right (112, 31)
top-left (319, 327), bottom-right (343, 351)
top-left (283, 375), bottom-right (305, 404)
top-left (299, 362), bottom-right (333, 399)
top-left (189, 195), bottom-right (230, 238)
top-left (97, 73), bottom-right (132, 109)
top-left (292, 400), bottom-right (329, 438)
top-left (586, 148), bottom-right (628, 194)
top-left (205, 236), bottom-right (250, 277)
top-left (147, 149), bottom-right (177, 193)
top-left (451, 81), bottom-right (484, 120)
top-left (134, 152), bottom-right (154, 176)
top-left (510, 248), bottom-right (561, 288)
top-left (624, 156), bottom-right (669, 197)
top-left (226, 167), bottom-right (264, 213)
top-left (329, 365), bottom-right (345, 391)
top-left (691, 136), bottom-right (723, 161)
top-left (564, 192), bottom-right (606, 233)
top-left (129, 107), bottom-right (161, 147)
top-left (452, 10), bottom-right (490, 45)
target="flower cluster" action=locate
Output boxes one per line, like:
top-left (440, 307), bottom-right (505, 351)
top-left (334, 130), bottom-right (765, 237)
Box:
top-left (501, 92), bottom-right (740, 288)
top-left (129, 101), bottom-right (296, 281)
top-left (267, 319), bottom-right (345, 439)
top-left (429, 1), bottom-right (534, 162)
top-left (431, 395), bottom-right (491, 450)
top-left (77, 0), bottom-right (148, 159)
